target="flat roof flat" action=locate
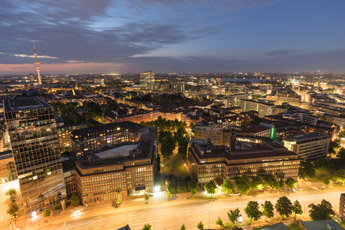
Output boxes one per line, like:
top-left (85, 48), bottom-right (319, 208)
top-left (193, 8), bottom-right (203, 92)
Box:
top-left (96, 144), bottom-right (138, 159)
top-left (4, 97), bottom-right (51, 112)
top-left (284, 131), bottom-right (328, 141)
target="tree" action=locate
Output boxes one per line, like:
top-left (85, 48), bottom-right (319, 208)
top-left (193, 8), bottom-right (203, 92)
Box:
top-left (228, 208), bottom-right (240, 224)
top-left (309, 199), bottom-right (335, 221)
top-left (221, 179), bottom-right (235, 195)
top-left (145, 194), bottom-right (150, 202)
top-left (70, 193), bottom-right (80, 207)
top-left (216, 216), bottom-right (223, 227)
top-left (337, 148), bottom-right (345, 162)
top-left (43, 209), bottom-right (51, 217)
top-left (251, 176), bottom-right (264, 190)
top-left (177, 136), bottom-right (189, 158)
top-left (264, 174), bottom-right (279, 189)
top-left (235, 175), bottom-right (251, 195)
top-left (160, 132), bottom-right (176, 158)
top-left (180, 224), bottom-right (186, 230)
top-left (275, 196), bottom-right (293, 219)
top-left (7, 203), bottom-right (19, 219)
top-left (285, 178), bottom-right (297, 189)
top-left (197, 221), bottom-right (204, 230)
top-left (278, 179), bottom-right (285, 188)
top-left (142, 224), bottom-right (152, 230)
top-left (5, 189), bottom-right (17, 201)
top-left (319, 174), bottom-right (331, 185)
top-left (292, 200), bottom-right (303, 220)
top-left (334, 169), bottom-right (345, 183)
top-left (114, 198), bottom-right (121, 208)
top-left (338, 129), bottom-right (345, 139)
top-left (329, 139), bottom-right (341, 154)
top-left (262, 201), bottom-right (274, 221)
top-left (244, 201), bottom-right (262, 224)
top-left (299, 161), bottom-right (316, 179)
top-left (204, 180), bottom-right (217, 196)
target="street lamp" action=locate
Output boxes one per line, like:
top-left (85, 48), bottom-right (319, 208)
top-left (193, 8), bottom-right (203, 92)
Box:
top-left (154, 186), bottom-right (161, 192)
top-left (238, 214), bottom-right (243, 223)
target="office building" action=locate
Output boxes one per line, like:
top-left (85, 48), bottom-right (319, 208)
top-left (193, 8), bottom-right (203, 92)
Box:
top-left (75, 129), bottom-right (157, 205)
top-left (4, 97), bottom-right (66, 214)
top-left (283, 132), bottom-right (330, 160)
top-left (188, 136), bottom-right (300, 184)
top-left (140, 71), bottom-right (155, 91)
top-left (238, 99), bottom-right (287, 118)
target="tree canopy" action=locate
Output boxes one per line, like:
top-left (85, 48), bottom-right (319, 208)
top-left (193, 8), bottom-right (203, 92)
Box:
top-left (262, 201), bottom-right (274, 221)
top-left (244, 201), bottom-right (262, 224)
top-left (275, 196), bottom-right (293, 219)
top-left (221, 179), bottom-right (235, 195)
top-left (204, 180), bottom-right (217, 196)
top-left (228, 208), bottom-right (241, 224)
top-left (292, 200), bottom-right (303, 219)
top-left (309, 199), bottom-right (335, 221)
top-left (235, 175), bottom-right (251, 195)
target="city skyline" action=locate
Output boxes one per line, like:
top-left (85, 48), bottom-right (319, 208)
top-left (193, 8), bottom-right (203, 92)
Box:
top-left (1, 0), bottom-right (345, 74)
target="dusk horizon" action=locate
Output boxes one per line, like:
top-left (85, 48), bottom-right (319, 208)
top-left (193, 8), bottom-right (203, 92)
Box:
top-left (1, 0), bottom-right (345, 74)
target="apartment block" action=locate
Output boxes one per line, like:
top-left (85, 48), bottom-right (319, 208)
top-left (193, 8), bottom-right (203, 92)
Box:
top-left (71, 121), bottom-right (144, 155)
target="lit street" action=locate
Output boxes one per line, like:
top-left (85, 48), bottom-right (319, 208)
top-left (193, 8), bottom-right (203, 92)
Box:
top-left (1, 185), bottom-right (344, 230)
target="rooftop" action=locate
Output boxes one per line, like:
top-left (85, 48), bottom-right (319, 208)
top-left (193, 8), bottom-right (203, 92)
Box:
top-left (76, 132), bottom-right (156, 169)
top-left (301, 220), bottom-right (344, 230)
top-left (95, 144), bottom-right (138, 159)
top-left (72, 121), bottom-right (144, 137)
top-left (284, 131), bottom-right (329, 142)
top-left (260, 222), bottom-right (289, 230)
top-left (191, 137), bottom-right (297, 161)
top-left (4, 97), bottom-right (51, 112)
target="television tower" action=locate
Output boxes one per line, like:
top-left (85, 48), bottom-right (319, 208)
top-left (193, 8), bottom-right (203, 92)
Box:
top-left (33, 43), bottom-right (42, 85)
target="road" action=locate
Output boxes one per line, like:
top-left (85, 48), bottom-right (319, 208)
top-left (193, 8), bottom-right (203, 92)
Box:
top-left (2, 185), bottom-right (344, 230)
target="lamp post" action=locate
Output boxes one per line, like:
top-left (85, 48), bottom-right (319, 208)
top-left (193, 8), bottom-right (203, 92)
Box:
top-left (239, 214), bottom-right (243, 224)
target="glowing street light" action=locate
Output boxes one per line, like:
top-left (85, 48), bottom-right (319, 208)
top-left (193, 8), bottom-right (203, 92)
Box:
top-left (238, 214), bottom-right (243, 223)
top-left (32, 211), bottom-right (37, 218)
top-left (71, 209), bottom-right (83, 217)
top-left (154, 186), bottom-right (161, 192)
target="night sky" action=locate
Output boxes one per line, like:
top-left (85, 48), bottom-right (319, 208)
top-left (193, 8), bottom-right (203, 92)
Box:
top-left (1, 0), bottom-right (345, 74)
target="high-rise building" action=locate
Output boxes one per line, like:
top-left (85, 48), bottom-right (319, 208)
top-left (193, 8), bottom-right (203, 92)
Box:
top-left (4, 97), bottom-right (66, 215)
top-left (140, 71), bottom-right (155, 91)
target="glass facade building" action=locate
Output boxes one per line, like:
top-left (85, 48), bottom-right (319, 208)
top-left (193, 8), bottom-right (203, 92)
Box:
top-left (140, 71), bottom-right (155, 91)
top-left (4, 97), bottom-right (66, 214)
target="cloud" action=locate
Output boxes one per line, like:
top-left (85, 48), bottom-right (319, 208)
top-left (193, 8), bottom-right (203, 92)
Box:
top-left (0, 0), bottom-right (221, 66)
top-left (13, 54), bottom-right (58, 59)
top-left (66, 60), bottom-right (84, 63)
